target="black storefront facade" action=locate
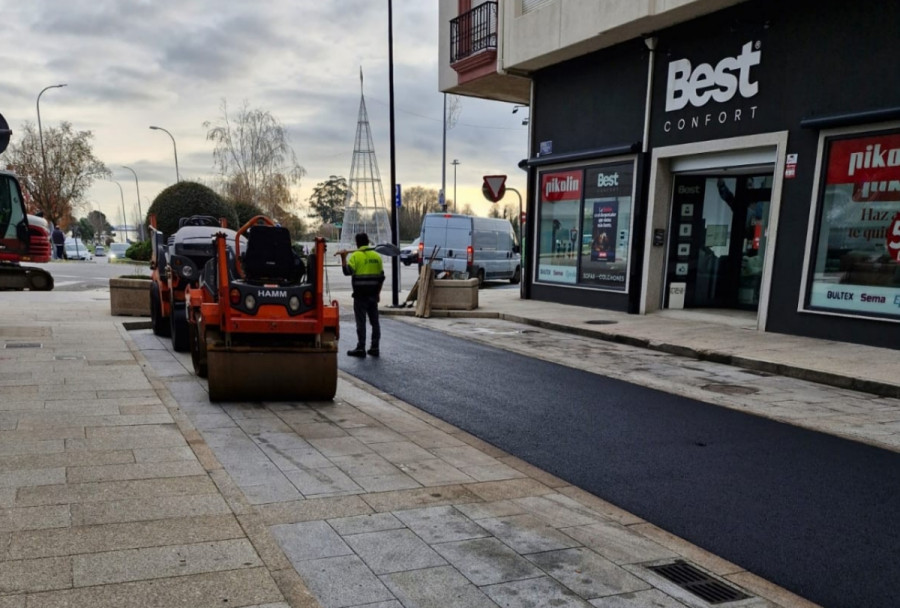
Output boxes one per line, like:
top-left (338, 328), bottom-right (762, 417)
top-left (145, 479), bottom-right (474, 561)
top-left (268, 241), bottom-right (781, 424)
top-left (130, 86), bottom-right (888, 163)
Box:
top-left (521, 0), bottom-right (900, 349)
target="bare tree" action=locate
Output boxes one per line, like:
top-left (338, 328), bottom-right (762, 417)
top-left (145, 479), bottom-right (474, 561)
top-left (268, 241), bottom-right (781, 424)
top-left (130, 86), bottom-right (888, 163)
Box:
top-left (2, 121), bottom-right (109, 227)
top-left (488, 202), bottom-right (520, 234)
top-left (398, 186), bottom-right (441, 239)
top-left (204, 99), bottom-right (306, 220)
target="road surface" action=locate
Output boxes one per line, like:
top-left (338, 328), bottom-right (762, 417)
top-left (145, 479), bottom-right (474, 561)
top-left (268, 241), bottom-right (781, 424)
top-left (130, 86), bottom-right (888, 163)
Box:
top-left (340, 317), bottom-right (900, 608)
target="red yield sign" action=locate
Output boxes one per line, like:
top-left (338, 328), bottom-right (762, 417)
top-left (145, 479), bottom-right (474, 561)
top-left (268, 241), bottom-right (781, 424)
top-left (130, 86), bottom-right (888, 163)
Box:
top-left (482, 175), bottom-right (507, 203)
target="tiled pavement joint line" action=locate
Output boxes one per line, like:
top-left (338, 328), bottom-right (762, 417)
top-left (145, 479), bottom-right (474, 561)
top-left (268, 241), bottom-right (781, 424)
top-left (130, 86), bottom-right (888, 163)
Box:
top-left (118, 321), bottom-right (319, 608)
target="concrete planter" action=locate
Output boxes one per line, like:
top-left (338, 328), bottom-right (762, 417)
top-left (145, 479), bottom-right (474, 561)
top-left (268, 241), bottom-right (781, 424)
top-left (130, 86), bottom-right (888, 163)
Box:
top-left (109, 277), bottom-right (151, 317)
top-left (431, 278), bottom-right (479, 310)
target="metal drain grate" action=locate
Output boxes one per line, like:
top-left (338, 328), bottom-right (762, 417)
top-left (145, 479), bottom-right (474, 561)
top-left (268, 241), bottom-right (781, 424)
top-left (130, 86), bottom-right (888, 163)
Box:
top-left (648, 561), bottom-right (748, 604)
top-left (584, 320), bottom-right (617, 325)
top-left (4, 342), bottom-right (42, 349)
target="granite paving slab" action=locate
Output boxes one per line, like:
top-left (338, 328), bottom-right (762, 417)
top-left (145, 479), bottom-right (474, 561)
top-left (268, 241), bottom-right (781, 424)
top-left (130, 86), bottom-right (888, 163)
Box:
top-left (431, 537), bottom-right (543, 586)
top-left (271, 520), bottom-right (352, 562)
top-left (71, 538), bottom-right (263, 587)
top-left (392, 505), bottom-right (488, 544)
top-left (482, 575), bottom-right (594, 608)
top-left (343, 528), bottom-right (447, 575)
top-left (291, 554), bottom-right (395, 608)
top-left (477, 514), bottom-right (581, 554)
top-left (381, 566), bottom-right (497, 608)
top-left (327, 512), bottom-right (405, 536)
top-left (525, 547), bottom-right (650, 599)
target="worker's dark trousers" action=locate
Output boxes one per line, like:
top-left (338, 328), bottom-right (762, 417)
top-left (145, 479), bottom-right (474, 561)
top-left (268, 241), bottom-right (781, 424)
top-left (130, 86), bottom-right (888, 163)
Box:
top-left (353, 294), bottom-right (380, 349)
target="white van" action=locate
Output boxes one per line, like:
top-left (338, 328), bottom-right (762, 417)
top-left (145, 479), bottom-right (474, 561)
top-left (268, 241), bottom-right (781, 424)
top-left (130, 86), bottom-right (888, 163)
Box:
top-left (419, 213), bottom-right (520, 286)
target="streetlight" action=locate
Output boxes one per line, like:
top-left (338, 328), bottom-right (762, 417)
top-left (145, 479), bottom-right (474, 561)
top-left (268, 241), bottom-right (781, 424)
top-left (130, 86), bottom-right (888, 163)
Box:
top-left (452, 159), bottom-right (460, 213)
top-left (111, 180), bottom-right (127, 242)
top-left (121, 166), bottom-right (144, 240)
top-left (36, 84), bottom-right (67, 189)
top-left (149, 125), bottom-right (179, 182)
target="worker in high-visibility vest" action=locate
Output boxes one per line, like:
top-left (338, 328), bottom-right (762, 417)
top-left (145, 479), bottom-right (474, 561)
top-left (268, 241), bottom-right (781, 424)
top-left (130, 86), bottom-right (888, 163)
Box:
top-left (336, 233), bottom-right (385, 358)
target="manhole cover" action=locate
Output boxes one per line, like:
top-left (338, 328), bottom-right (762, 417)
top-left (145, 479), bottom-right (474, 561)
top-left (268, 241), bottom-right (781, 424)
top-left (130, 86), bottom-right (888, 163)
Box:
top-left (584, 320), bottom-right (617, 325)
top-left (4, 342), bottom-right (42, 349)
top-left (702, 383), bottom-right (759, 396)
top-left (648, 561), bottom-right (748, 604)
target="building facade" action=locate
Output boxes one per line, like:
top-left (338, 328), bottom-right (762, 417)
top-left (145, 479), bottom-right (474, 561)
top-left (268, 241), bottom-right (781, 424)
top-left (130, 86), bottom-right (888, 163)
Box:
top-left (440, 0), bottom-right (900, 349)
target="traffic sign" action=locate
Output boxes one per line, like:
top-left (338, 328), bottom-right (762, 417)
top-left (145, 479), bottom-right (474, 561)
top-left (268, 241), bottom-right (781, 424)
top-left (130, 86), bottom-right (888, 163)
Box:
top-left (482, 175), bottom-right (507, 203)
top-left (394, 184), bottom-right (402, 208)
top-left (0, 113), bottom-right (11, 155)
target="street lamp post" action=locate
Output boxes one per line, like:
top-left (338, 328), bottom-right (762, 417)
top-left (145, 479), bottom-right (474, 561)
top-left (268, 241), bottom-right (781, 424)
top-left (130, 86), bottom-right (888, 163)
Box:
top-left (111, 181), bottom-right (127, 242)
top-left (452, 159), bottom-right (460, 213)
top-left (441, 94), bottom-right (447, 212)
top-left (36, 84), bottom-right (67, 193)
top-left (121, 166), bottom-right (144, 240)
top-left (149, 126), bottom-right (179, 182)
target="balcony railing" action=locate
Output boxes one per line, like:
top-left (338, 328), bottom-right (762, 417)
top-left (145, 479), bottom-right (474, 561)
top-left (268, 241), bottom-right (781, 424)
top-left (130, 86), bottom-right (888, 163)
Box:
top-left (450, 2), bottom-right (498, 64)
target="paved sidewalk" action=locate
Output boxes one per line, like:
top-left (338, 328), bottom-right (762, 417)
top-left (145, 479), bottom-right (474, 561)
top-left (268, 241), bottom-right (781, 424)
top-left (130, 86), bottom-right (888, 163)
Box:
top-left (8, 286), bottom-right (892, 607)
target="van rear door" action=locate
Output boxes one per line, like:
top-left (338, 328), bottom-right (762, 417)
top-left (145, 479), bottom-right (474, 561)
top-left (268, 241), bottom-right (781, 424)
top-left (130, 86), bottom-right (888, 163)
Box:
top-left (421, 215), bottom-right (471, 273)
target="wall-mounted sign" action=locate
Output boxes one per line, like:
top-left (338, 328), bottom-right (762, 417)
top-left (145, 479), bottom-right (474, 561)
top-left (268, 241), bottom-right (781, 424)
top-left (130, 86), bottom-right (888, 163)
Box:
top-left (785, 153), bottom-right (798, 178)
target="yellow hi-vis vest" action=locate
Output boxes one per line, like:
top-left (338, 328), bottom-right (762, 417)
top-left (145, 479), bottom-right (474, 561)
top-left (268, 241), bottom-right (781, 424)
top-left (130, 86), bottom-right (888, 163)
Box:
top-left (348, 246), bottom-right (384, 296)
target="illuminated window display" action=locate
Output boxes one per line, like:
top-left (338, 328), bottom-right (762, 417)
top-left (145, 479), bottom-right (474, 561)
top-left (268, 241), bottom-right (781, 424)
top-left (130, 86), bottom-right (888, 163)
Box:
top-left (535, 161), bottom-right (635, 290)
top-left (806, 130), bottom-right (900, 320)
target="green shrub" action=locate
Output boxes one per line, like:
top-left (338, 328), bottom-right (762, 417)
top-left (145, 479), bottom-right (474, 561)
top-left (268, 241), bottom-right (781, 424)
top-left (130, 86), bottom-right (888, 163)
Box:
top-left (230, 199), bottom-right (266, 229)
top-left (146, 181), bottom-right (239, 237)
top-left (127, 240), bottom-right (152, 261)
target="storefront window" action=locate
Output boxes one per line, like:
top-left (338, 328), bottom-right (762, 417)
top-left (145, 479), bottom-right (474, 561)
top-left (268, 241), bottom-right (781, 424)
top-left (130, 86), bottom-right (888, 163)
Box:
top-left (535, 160), bottom-right (635, 290)
top-left (806, 130), bottom-right (900, 320)
top-left (536, 169), bottom-right (582, 284)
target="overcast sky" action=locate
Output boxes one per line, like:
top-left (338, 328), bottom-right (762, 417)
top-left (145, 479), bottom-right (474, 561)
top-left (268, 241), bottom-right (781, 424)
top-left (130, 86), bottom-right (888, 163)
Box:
top-left (3, 0), bottom-right (528, 233)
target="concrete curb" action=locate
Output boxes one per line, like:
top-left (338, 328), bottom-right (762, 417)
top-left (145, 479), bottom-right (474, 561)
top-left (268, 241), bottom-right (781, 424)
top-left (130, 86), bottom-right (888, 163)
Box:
top-left (380, 307), bottom-right (900, 399)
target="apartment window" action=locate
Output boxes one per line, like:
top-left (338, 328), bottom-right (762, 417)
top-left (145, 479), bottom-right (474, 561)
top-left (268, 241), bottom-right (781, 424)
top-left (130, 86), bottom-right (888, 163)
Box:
top-left (805, 128), bottom-right (900, 320)
top-left (523, 0), bottom-right (555, 14)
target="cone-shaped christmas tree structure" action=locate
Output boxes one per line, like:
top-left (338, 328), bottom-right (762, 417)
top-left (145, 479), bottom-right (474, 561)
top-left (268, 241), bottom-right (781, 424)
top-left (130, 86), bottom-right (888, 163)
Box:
top-left (339, 69), bottom-right (391, 249)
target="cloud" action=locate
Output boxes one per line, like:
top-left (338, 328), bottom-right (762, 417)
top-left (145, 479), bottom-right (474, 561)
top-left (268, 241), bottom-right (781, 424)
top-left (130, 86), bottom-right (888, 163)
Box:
top-left (9, 1), bottom-right (527, 225)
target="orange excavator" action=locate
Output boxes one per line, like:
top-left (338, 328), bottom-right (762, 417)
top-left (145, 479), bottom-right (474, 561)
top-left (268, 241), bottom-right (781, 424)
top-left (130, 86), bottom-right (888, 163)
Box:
top-left (184, 216), bottom-right (339, 401)
top-left (0, 113), bottom-right (53, 291)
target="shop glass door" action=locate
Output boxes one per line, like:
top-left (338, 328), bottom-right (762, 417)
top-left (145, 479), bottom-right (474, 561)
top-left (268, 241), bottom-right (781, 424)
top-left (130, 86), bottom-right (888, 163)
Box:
top-left (666, 172), bottom-right (772, 310)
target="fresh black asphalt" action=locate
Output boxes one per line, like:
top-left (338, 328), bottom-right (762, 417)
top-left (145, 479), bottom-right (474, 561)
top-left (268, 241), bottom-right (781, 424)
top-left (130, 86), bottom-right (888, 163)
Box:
top-left (340, 318), bottom-right (900, 608)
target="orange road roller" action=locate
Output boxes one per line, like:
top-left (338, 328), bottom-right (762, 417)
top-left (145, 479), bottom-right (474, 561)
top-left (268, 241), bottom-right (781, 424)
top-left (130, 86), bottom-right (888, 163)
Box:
top-left (185, 216), bottom-right (339, 401)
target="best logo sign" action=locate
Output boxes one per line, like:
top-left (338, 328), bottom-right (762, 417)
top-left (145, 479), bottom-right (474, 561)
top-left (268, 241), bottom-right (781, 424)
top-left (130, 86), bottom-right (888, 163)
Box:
top-left (665, 41), bottom-right (761, 112)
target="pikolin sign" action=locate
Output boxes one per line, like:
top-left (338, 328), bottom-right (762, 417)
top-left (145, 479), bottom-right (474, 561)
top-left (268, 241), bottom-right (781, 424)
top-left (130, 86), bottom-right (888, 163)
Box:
top-left (663, 40), bottom-right (762, 134)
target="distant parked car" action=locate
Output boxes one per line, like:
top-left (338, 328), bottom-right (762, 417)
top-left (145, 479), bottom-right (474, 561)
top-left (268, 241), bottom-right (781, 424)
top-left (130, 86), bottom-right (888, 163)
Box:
top-left (64, 240), bottom-right (93, 261)
top-left (400, 237), bottom-right (420, 266)
top-left (108, 243), bottom-right (129, 261)
top-left (94, 245), bottom-right (106, 257)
